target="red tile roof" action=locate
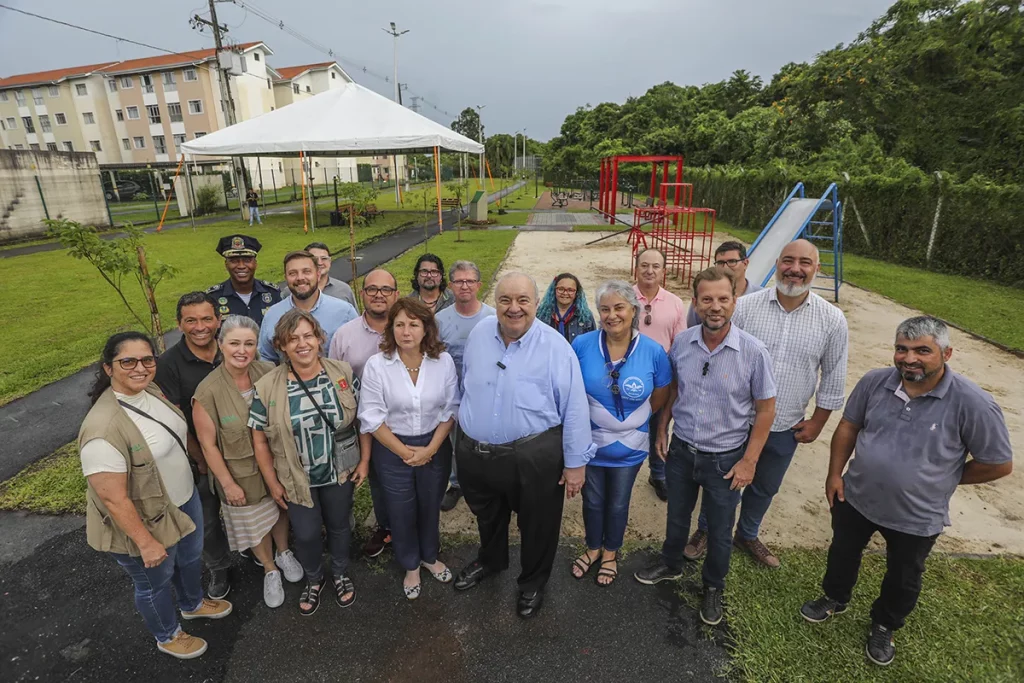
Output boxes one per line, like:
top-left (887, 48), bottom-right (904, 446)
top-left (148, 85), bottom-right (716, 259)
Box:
top-left (273, 62), bottom-right (338, 81)
top-left (0, 62), bottom-right (119, 89)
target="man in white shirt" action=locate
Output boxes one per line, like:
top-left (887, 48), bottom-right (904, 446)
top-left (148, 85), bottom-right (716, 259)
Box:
top-left (435, 260), bottom-right (496, 511)
top-left (685, 239), bottom-right (849, 568)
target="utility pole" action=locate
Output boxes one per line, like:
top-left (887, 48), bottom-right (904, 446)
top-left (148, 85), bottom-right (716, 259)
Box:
top-left (475, 104), bottom-right (486, 190)
top-left (383, 22), bottom-right (409, 204)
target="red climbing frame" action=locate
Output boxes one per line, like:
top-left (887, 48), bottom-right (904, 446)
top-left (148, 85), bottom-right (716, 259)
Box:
top-left (598, 155), bottom-right (685, 225)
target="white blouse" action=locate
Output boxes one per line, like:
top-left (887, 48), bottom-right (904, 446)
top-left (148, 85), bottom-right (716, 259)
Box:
top-left (357, 351), bottom-right (458, 437)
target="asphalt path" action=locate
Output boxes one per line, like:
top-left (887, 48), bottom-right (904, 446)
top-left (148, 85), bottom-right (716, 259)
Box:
top-left (0, 183), bottom-right (524, 482)
top-left (0, 513), bottom-right (726, 683)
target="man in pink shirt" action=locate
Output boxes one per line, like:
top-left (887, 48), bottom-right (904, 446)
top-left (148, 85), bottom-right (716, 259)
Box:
top-left (633, 248), bottom-right (686, 501)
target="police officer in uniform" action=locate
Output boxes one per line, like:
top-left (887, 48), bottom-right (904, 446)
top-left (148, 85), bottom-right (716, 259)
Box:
top-left (206, 235), bottom-right (281, 326)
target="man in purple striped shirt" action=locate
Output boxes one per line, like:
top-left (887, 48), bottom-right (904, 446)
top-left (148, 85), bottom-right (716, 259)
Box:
top-left (635, 267), bottom-right (777, 627)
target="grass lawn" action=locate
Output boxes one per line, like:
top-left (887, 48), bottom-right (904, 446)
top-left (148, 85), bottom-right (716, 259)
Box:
top-left (721, 548), bottom-right (1024, 682)
top-left (717, 221), bottom-right (1024, 351)
top-left (0, 443), bottom-right (86, 514)
top-left (0, 213), bottom-right (415, 406)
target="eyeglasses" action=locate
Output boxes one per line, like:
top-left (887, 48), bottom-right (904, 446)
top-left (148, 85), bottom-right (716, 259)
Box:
top-left (643, 304), bottom-right (652, 326)
top-left (417, 269), bottom-right (442, 278)
top-left (605, 365), bottom-right (621, 394)
top-left (363, 285), bottom-right (397, 296)
top-left (555, 287), bottom-right (577, 296)
top-left (451, 279), bottom-right (479, 287)
top-left (715, 258), bottom-right (743, 268)
top-left (113, 356), bottom-right (157, 370)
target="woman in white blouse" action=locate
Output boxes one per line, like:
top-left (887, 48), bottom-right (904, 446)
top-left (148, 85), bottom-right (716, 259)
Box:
top-left (358, 298), bottom-right (458, 600)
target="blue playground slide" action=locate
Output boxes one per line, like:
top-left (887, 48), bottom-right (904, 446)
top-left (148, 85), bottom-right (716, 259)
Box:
top-left (745, 183), bottom-right (843, 302)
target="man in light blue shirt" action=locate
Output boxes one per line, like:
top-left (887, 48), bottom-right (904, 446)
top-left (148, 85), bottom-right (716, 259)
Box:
top-left (258, 251), bottom-right (357, 363)
top-left (636, 267), bottom-right (776, 628)
top-left (453, 272), bottom-right (595, 620)
top-left (435, 260), bottom-right (496, 511)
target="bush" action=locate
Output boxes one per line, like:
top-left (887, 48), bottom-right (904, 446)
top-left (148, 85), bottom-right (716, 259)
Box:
top-left (133, 191), bottom-right (149, 201)
top-left (194, 186), bottom-right (221, 217)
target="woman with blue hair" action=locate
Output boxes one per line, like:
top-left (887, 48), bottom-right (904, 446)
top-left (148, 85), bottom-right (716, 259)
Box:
top-left (537, 273), bottom-right (596, 344)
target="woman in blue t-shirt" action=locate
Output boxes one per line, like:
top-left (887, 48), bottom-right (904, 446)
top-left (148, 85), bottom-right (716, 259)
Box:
top-left (570, 280), bottom-right (672, 586)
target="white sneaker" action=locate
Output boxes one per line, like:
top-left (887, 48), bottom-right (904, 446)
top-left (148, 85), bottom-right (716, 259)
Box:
top-left (264, 570), bottom-right (285, 608)
top-left (276, 549), bottom-right (304, 583)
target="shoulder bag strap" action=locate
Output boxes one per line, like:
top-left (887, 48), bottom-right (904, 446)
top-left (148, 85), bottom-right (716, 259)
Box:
top-left (290, 366), bottom-right (338, 432)
top-left (117, 400), bottom-right (188, 455)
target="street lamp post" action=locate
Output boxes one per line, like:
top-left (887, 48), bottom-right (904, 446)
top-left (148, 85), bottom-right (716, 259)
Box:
top-left (475, 104), bottom-right (486, 190)
top-left (383, 21), bottom-right (409, 204)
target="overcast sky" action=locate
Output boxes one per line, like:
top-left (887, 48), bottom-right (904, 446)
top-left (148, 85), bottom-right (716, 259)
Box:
top-left (0, 0), bottom-right (895, 140)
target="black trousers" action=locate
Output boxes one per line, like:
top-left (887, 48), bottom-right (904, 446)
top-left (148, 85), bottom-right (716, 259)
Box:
top-left (456, 426), bottom-right (565, 592)
top-left (822, 499), bottom-right (939, 630)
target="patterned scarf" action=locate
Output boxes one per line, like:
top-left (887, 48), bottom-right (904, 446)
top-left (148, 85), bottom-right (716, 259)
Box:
top-left (553, 302), bottom-right (576, 338)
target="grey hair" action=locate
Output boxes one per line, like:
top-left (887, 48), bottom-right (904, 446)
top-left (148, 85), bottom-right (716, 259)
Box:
top-left (449, 260), bottom-right (481, 282)
top-left (217, 314), bottom-right (260, 343)
top-left (496, 271), bottom-right (539, 301)
top-left (595, 280), bottom-right (642, 330)
top-left (895, 316), bottom-right (950, 350)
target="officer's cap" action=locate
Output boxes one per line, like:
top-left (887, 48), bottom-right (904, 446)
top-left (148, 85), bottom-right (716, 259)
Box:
top-left (217, 234), bottom-right (262, 258)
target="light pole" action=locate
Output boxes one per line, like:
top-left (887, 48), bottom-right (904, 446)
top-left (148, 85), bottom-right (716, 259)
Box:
top-left (475, 104), bottom-right (486, 191)
top-left (520, 128), bottom-right (528, 177)
top-left (383, 21), bottom-right (409, 204)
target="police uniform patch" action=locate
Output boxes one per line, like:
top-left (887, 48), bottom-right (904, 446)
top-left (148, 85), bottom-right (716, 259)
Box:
top-left (218, 297), bottom-right (228, 305)
top-left (262, 293), bottom-right (272, 303)
top-left (219, 305), bottom-right (230, 314)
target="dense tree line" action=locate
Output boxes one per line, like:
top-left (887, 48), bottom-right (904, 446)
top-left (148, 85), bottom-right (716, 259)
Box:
top-left (543, 0), bottom-right (1024, 184)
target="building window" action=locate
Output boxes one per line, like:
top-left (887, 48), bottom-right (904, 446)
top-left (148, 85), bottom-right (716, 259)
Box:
top-left (22, 116), bottom-right (35, 133)
top-left (15, 90), bottom-right (26, 104)
top-left (173, 133), bottom-right (186, 148)
top-left (38, 114), bottom-right (51, 133)
top-left (75, 84), bottom-right (87, 96)
top-left (83, 112), bottom-right (95, 125)
top-left (141, 74), bottom-right (155, 93)
top-left (267, 78), bottom-right (271, 90)
top-left (292, 83), bottom-right (300, 95)
top-left (32, 89), bottom-right (44, 105)
top-left (240, 56), bottom-right (248, 73)
top-left (188, 100), bottom-right (203, 115)
top-left (54, 112), bottom-right (67, 125)
top-left (0, 119), bottom-right (4, 130)
top-left (253, 52), bottom-right (260, 62)
top-left (46, 142), bottom-right (58, 151)
top-left (153, 135), bottom-right (166, 154)
top-left (48, 85), bottom-right (59, 97)
top-left (122, 138), bottom-right (131, 151)
top-left (167, 102), bottom-right (182, 123)
top-left (146, 105), bottom-right (161, 124)
top-left (5, 117), bottom-right (15, 129)
top-left (194, 131), bottom-right (207, 138)
top-left (115, 109), bottom-right (124, 122)
top-left (13, 144), bottom-right (24, 149)
top-left (305, 85), bottom-right (311, 93)
top-left (107, 79), bottom-right (117, 93)
top-left (183, 68), bottom-right (198, 82)
top-left (0, 91), bottom-right (7, 101)
top-left (63, 141), bottom-right (74, 152)
top-left (30, 143), bottom-right (40, 151)
top-left (162, 72), bottom-right (177, 92)
top-left (126, 106), bottom-right (140, 120)
top-left (90, 140), bottom-right (102, 152)
top-left (120, 76), bottom-right (133, 89)
top-left (331, 72), bottom-right (336, 79)
top-left (133, 136), bottom-right (145, 149)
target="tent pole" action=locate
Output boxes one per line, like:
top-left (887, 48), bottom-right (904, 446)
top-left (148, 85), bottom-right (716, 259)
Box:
top-left (157, 155), bottom-right (185, 232)
top-left (184, 158), bottom-right (196, 232)
top-left (434, 146), bottom-right (443, 235)
top-left (300, 151), bottom-right (308, 234)
top-left (349, 203), bottom-right (357, 305)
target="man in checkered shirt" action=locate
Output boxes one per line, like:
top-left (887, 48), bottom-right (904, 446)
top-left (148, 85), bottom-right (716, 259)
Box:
top-left (685, 239), bottom-right (849, 568)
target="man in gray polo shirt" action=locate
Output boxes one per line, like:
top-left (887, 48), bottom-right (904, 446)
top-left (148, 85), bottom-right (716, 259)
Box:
top-left (800, 316), bottom-right (1013, 667)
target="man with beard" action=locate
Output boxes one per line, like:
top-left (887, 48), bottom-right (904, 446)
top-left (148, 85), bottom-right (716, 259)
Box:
top-left (408, 254), bottom-right (454, 313)
top-left (258, 251), bottom-right (358, 363)
top-left (154, 292), bottom-right (234, 599)
top-left (685, 239), bottom-right (849, 569)
top-left (453, 272), bottom-right (594, 619)
top-left (635, 267), bottom-right (776, 627)
top-left (206, 235), bottom-right (281, 326)
top-left (801, 317), bottom-right (1011, 667)
top-left (328, 269), bottom-right (401, 558)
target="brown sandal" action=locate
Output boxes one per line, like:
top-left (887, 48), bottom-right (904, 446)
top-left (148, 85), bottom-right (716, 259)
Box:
top-left (571, 550), bottom-right (600, 580)
top-left (596, 558), bottom-right (618, 587)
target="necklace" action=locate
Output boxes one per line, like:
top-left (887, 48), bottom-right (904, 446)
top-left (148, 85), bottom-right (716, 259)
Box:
top-left (404, 365), bottom-right (420, 373)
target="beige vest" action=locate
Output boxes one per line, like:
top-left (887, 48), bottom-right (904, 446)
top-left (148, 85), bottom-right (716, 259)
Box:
top-left (192, 360), bottom-right (274, 504)
top-left (253, 358), bottom-right (357, 508)
top-left (78, 385), bottom-right (196, 556)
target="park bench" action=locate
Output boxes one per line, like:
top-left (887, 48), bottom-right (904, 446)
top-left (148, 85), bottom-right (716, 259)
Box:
top-left (433, 198), bottom-right (462, 213)
top-left (360, 204), bottom-right (383, 221)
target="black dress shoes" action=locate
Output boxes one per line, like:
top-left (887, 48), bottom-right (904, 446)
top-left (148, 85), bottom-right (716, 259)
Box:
top-left (453, 560), bottom-right (495, 591)
top-left (517, 590), bottom-right (544, 619)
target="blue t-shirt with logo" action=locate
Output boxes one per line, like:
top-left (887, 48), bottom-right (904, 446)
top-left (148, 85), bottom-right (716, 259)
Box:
top-left (572, 330), bottom-right (673, 467)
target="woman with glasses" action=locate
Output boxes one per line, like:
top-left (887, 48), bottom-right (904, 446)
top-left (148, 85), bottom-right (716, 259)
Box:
top-left (358, 298), bottom-right (458, 600)
top-left (537, 272), bottom-right (596, 344)
top-left (79, 332), bottom-right (232, 660)
top-left (569, 281), bottom-right (672, 585)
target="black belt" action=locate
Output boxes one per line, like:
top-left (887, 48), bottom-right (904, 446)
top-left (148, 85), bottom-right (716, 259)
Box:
top-left (678, 437), bottom-right (745, 457)
top-left (459, 426), bottom-right (561, 458)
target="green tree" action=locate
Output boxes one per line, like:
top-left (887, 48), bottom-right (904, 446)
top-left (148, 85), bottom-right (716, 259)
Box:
top-left (450, 107), bottom-right (482, 142)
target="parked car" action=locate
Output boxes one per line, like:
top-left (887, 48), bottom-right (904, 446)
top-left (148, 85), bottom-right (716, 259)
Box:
top-left (103, 180), bottom-right (142, 201)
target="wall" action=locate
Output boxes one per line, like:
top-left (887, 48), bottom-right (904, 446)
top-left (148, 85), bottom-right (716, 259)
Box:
top-left (0, 149), bottom-right (109, 243)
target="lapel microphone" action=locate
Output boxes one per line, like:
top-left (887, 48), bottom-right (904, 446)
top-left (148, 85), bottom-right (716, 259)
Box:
top-left (497, 361), bottom-right (507, 370)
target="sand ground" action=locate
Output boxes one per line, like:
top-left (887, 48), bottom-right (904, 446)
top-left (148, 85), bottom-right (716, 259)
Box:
top-left (436, 230), bottom-right (1024, 556)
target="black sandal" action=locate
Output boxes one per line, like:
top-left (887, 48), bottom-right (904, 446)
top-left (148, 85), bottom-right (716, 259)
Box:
top-left (596, 558), bottom-right (619, 587)
top-left (299, 581), bottom-right (323, 616)
top-left (333, 574), bottom-right (356, 608)
top-left (571, 550), bottom-right (600, 580)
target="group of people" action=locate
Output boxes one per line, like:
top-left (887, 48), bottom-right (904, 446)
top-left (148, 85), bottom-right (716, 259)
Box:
top-left (79, 232), bottom-right (1013, 668)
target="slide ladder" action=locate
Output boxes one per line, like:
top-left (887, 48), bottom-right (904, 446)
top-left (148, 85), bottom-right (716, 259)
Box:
top-left (746, 182), bottom-right (843, 302)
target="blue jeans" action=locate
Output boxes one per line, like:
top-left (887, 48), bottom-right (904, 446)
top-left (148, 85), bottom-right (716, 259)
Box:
top-left (582, 462), bottom-right (642, 551)
top-left (111, 487), bottom-right (204, 644)
top-left (696, 429), bottom-right (798, 540)
top-left (248, 205), bottom-right (262, 225)
top-left (647, 410), bottom-right (665, 481)
top-left (661, 437), bottom-right (743, 590)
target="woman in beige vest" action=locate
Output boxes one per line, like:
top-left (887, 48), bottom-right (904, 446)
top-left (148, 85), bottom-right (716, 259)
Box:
top-left (249, 309), bottom-right (367, 616)
top-left (78, 332), bottom-right (232, 660)
top-left (192, 315), bottom-right (305, 609)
